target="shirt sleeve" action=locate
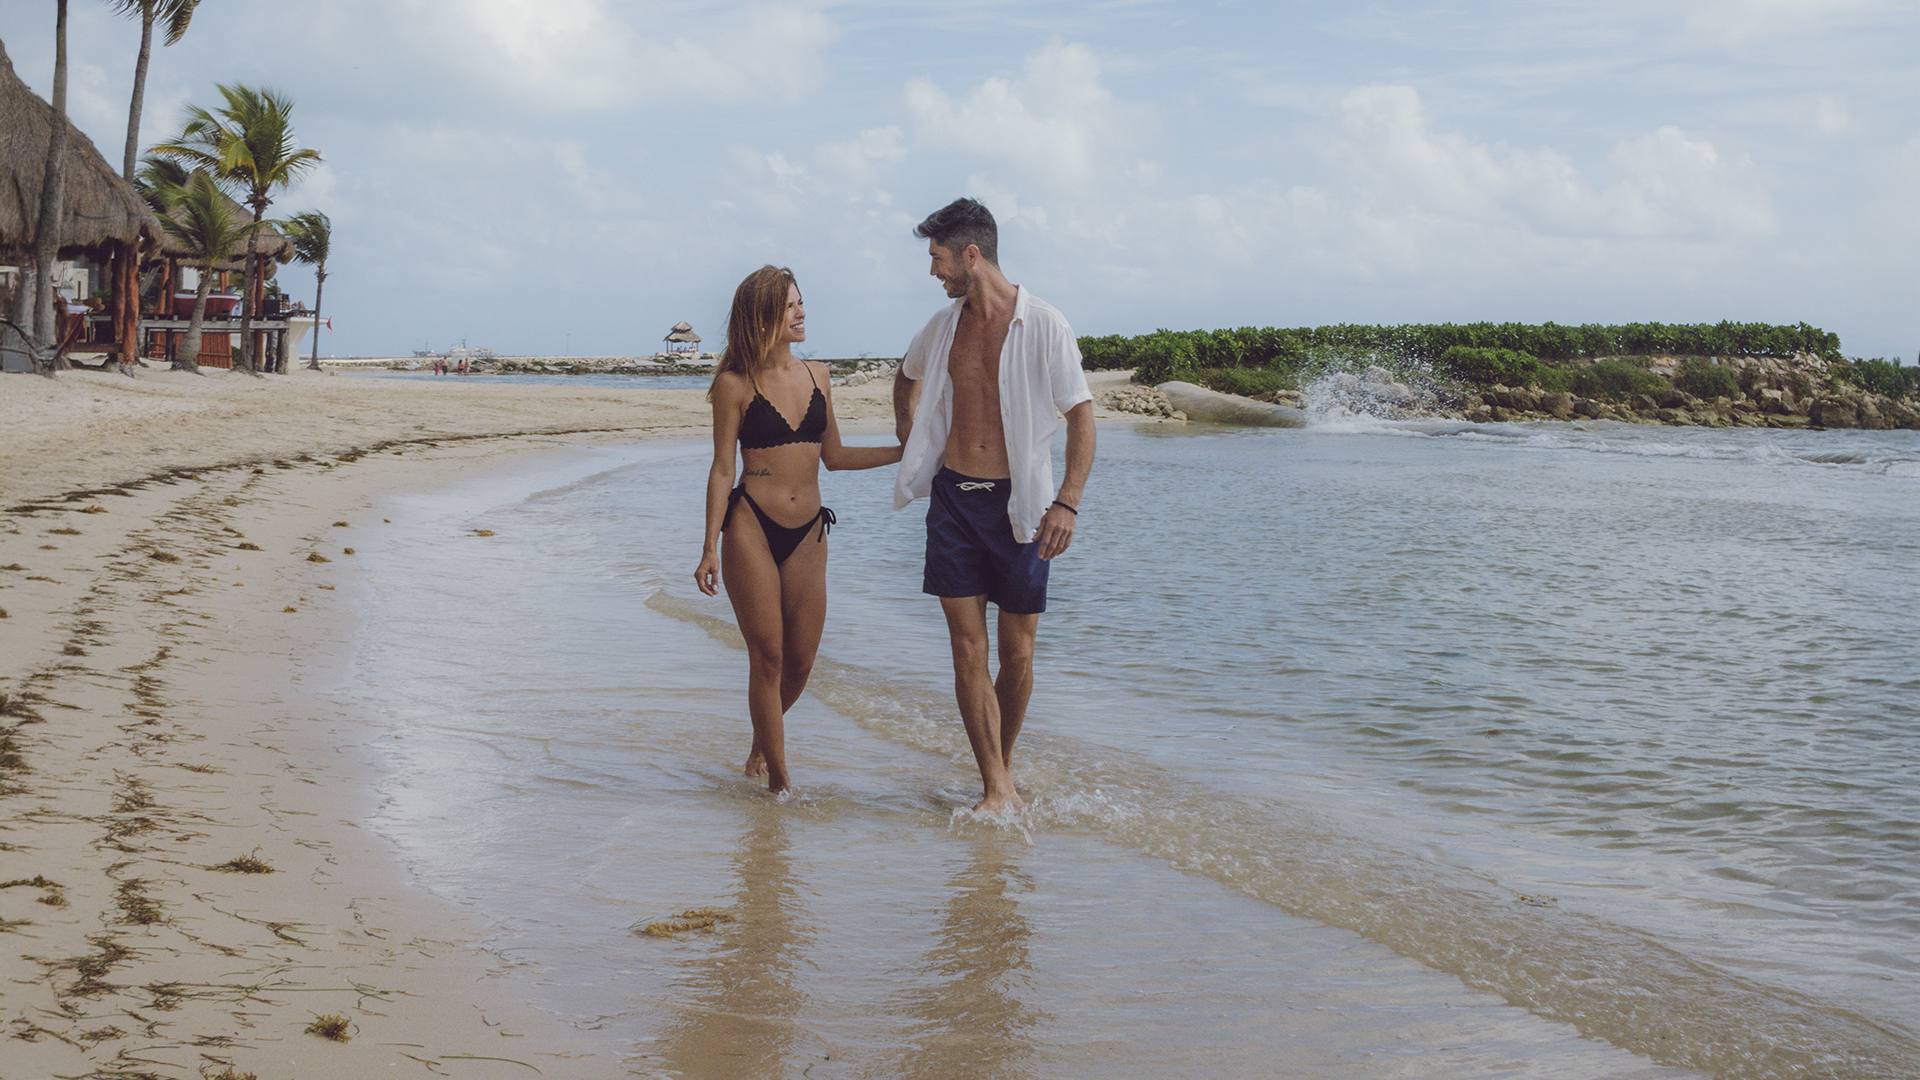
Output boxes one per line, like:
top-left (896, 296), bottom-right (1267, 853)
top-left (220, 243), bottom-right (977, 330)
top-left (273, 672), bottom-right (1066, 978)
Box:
top-left (1048, 313), bottom-right (1094, 412)
top-left (901, 311), bottom-right (942, 381)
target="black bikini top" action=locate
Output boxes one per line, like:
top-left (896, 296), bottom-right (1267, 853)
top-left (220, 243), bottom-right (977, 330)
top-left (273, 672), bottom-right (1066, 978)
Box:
top-left (738, 365), bottom-right (827, 449)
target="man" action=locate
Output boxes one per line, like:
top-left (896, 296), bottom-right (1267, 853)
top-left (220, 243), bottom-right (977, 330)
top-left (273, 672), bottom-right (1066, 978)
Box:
top-left (893, 198), bottom-right (1096, 814)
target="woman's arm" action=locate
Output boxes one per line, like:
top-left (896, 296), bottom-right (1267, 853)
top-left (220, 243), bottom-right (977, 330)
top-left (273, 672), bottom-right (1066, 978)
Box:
top-left (818, 364), bottom-right (904, 472)
top-left (695, 374), bottom-right (747, 595)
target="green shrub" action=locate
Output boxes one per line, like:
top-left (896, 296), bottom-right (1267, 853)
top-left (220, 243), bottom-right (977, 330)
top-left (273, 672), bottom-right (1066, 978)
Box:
top-left (1838, 357), bottom-right (1919, 399)
top-left (1440, 346), bottom-right (1538, 386)
top-left (1077, 334), bottom-right (1135, 371)
top-left (1573, 359), bottom-right (1670, 399)
top-left (1131, 330), bottom-right (1197, 385)
top-left (1195, 367), bottom-right (1298, 397)
top-left (1533, 366), bottom-right (1576, 394)
top-left (1076, 320), bottom-right (1846, 373)
top-left (1674, 358), bottom-right (1741, 400)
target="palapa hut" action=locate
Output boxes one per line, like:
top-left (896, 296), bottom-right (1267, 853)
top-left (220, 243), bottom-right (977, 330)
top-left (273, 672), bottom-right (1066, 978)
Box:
top-left (0, 37), bottom-right (160, 368)
top-left (664, 320), bottom-right (702, 356)
top-left (146, 181), bottom-right (297, 367)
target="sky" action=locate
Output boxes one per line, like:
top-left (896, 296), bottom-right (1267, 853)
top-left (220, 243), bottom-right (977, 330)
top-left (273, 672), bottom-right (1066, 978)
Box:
top-left (5, 0), bottom-right (1917, 360)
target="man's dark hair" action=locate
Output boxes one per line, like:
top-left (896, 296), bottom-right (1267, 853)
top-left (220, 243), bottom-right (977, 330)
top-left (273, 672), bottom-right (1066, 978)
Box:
top-left (914, 198), bottom-right (998, 266)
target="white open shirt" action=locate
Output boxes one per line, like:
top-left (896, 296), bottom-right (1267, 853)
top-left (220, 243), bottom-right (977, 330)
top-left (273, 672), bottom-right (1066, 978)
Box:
top-left (893, 287), bottom-right (1094, 544)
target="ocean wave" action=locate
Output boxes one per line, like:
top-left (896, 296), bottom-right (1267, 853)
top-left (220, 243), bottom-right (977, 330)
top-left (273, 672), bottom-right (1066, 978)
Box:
top-left (1303, 415), bottom-right (1920, 476)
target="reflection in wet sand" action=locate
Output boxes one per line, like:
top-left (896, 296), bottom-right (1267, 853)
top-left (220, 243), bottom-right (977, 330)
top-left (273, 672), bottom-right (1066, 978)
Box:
top-left (652, 805), bottom-right (816, 1079)
top-left (890, 838), bottom-right (1047, 1080)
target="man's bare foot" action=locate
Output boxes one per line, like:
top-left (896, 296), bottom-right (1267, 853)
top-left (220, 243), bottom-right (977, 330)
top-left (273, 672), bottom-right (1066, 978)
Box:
top-left (744, 749), bottom-right (768, 778)
top-left (971, 789), bottom-right (1024, 815)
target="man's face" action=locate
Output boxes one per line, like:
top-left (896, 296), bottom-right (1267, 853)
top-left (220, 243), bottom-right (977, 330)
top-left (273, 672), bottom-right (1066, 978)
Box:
top-left (928, 240), bottom-right (971, 299)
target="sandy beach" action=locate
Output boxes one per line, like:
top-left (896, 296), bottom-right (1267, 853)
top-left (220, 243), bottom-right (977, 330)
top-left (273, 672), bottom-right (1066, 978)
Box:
top-left (0, 364), bottom-right (1136, 1078)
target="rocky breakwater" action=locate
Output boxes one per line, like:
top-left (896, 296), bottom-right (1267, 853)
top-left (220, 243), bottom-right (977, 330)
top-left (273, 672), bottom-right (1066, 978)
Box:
top-left (479, 356), bottom-right (717, 376)
top-left (1463, 354), bottom-right (1920, 430)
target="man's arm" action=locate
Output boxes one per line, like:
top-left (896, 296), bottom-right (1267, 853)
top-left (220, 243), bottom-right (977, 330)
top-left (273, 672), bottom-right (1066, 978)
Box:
top-left (1035, 400), bottom-right (1095, 561)
top-left (893, 368), bottom-right (920, 445)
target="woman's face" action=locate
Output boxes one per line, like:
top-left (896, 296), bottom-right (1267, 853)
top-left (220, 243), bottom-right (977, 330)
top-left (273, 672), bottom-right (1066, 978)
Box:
top-left (778, 283), bottom-right (806, 345)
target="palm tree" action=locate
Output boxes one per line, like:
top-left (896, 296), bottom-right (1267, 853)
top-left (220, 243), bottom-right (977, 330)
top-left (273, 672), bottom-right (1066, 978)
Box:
top-left (30, 0), bottom-right (71, 356)
top-left (107, 0), bottom-right (202, 181)
top-left (282, 210), bottom-right (330, 370)
top-left (151, 85), bottom-right (320, 373)
top-left (152, 172), bottom-right (252, 372)
top-left (133, 153), bottom-right (191, 214)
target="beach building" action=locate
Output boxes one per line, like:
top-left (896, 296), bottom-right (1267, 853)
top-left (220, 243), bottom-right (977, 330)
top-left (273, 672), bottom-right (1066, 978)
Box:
top-left (144, 183), bottom-right (297, 369)
top-left (664, 321), bottom-right (702, 356)
top-left (0, 37), bottom-right (158, 372)
top-left (1, 37), bottom-right (299, 373)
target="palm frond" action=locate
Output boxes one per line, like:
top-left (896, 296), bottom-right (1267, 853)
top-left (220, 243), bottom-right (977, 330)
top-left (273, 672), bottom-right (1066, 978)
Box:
top-left (162, 0), bottom-right (201, 46)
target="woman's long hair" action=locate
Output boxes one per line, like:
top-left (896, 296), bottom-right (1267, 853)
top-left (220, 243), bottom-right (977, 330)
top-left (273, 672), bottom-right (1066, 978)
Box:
top-left (709, 265), bottom-right (797, 401)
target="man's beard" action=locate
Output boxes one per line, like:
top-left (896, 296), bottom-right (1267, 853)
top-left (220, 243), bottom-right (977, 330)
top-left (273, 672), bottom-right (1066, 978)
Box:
top-left (942, 267), bottom-right (971, 297)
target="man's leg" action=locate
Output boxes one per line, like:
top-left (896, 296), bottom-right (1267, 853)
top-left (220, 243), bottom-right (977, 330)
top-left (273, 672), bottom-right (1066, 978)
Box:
top-left (940, 595), bottom-right (1023, 813)
top-left (994, 610), bottom-right (1038, 769)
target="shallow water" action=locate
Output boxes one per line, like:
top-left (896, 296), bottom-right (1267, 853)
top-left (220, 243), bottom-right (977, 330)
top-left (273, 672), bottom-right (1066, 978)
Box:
top-left (336, 415), bottom-right (1920, 1079)
top-left (338, 369), bottom-right (713, 390)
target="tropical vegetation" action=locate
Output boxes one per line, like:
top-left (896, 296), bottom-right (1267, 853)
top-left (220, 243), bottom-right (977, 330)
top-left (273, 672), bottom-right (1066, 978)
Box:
top-left (1082, 320), bottom-right (1865, 394)
top-left (282, 210), bottom-right (330, 370)
top-left (27, 0), bottom-right (73, 354)
top-left (149, 171), bottom-right (254, 372)
top-left (152, 83), bottom-right (321, 373)
top-left (106, 0), bottom-right (202, 180)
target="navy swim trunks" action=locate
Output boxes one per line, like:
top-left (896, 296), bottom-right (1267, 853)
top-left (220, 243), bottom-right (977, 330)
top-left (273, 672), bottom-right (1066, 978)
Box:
top-left (924, 467), bottom-right (1049, 614)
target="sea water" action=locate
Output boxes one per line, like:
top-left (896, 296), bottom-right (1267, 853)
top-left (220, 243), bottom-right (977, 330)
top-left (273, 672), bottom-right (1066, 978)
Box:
top-left (333, 414), bottom-right (1920, 1079)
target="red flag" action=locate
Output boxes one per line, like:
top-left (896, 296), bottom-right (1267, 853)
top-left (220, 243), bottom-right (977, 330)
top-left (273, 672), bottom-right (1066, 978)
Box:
top-left (324, 318), bottom-right (332, 331)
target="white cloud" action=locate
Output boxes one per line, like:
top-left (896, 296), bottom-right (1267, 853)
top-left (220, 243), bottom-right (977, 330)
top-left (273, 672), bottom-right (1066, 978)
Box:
top-left (1326, 84), bottom-right (1773, 243)
top-left (905, 41), bottom-right (1129, 192)
top-left (1680, 0), bottom-right (1898, 45)
top-left (630, 4), bottom-right (837, 105)
top-left (312, 0), bottom-right (837, 112)
top-left (816, 126), bottom-right (905, 185)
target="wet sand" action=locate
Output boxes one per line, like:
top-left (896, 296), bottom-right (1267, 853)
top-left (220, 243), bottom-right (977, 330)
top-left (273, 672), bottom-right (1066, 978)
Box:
top-left (0, 364), bottom-right (1136, 1077)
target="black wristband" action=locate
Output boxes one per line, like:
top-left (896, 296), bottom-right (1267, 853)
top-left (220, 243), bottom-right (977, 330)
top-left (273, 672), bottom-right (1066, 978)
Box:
top-left (1050, 500), bottom-right (1078, 515)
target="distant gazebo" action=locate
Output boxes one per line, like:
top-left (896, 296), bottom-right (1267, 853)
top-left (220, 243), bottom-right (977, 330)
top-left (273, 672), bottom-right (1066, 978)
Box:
top-left (663, 321), bottom-right (701, 355)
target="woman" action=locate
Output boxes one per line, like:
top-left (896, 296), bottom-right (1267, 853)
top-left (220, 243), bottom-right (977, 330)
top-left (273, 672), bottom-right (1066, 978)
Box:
top-left (695, 266), bottom-right (901, 794)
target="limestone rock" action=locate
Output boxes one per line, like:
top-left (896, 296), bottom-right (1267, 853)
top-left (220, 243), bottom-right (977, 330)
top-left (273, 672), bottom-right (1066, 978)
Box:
top-left (1808, 396), bottom-right (1858, 429)
top-left (1100, 385), bottom-right (1177, 418)
top-left (1155, 382), bottom-right (1306, 427)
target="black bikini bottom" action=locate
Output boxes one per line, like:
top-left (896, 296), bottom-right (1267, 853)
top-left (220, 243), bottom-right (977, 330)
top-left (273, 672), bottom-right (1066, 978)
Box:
top-left (727, 485), bottom-right (835, 566)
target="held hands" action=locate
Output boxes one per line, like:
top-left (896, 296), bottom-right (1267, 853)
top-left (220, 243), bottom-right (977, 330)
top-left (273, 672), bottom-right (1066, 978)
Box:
top-left (1036, 502), bottom-right (1077, 561)
top-left (694, 550), bottom-right (720, 596)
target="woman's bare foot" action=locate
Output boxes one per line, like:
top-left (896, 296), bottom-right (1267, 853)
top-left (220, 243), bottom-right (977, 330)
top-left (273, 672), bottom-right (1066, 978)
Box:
top-left (971, 789), bottom-right (1024, 815)
top-left (744, 749), bottom-right (768, 778)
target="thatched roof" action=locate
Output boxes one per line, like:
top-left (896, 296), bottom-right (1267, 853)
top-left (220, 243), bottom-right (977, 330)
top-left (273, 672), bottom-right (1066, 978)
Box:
top-left (0, 38), bottom-right (159, 259)
top-left (153, 182), bottom-right (296, 267)
top-left (665, 321), bottom-right (701, 343)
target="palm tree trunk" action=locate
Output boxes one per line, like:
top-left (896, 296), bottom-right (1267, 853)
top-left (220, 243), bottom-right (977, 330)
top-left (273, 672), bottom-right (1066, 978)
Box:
top-left (236, 207), bottom-right (262, 374)
top-left (123, 9), bottom-right (155, 180)
top-left (175, 270), bottom-right (210, 372)
top-left (31, 0), bottom-right (72, 360)
top-left (306, 270), bottom-right (325, 369)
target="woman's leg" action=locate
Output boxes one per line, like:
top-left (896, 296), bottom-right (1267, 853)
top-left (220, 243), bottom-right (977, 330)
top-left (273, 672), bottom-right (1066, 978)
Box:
top-left (721, 501), bottom-right (792, 792)
top-left (777, 520), bottom-right (829, 712)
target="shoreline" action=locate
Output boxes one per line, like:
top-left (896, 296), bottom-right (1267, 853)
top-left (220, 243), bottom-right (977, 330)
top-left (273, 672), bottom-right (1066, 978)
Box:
top-left (0, 364), bottom-right (1144, 1077)
top-left (1, 430), bottom-right (640, 1077)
